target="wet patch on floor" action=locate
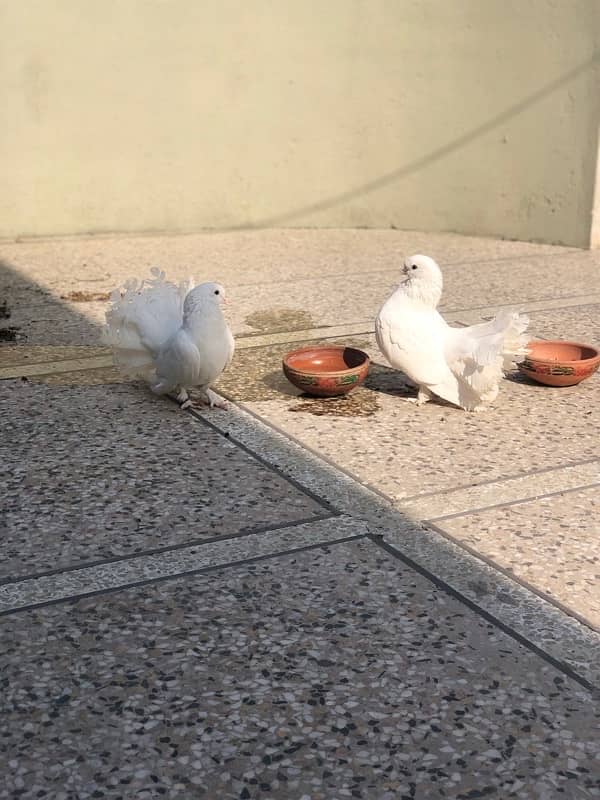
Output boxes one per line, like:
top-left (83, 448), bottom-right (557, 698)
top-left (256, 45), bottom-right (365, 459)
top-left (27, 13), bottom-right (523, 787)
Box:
top-left (245, 308), bottom-right (315, 333)
top-left (60, 290), bottom-right (111, 302)
top-left (0, 326), bottom-right (24, 343)
top-left (288, 388), bottom-right (380, 417)
top-left (217, 337), bottom-right (374, 405)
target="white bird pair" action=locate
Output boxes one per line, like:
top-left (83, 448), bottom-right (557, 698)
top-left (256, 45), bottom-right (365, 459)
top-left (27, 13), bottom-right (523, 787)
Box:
top-left (104, 255), bottom-right (528, 413)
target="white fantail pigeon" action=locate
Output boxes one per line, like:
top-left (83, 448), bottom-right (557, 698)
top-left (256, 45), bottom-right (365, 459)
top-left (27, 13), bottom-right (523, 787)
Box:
top-left (103, 268), bottom-right (234, 409)
top-left (376, 255), bottom-right (528, 411)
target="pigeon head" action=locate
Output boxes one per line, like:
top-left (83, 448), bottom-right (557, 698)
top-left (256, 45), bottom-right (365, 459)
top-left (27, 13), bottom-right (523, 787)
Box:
top-left (184, 282), bottom-right (228, 315)
top-left (401, 254), bottom-right (443, 307)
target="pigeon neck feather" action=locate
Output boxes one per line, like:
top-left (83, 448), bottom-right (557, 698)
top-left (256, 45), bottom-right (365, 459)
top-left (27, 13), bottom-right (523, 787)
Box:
top-left (400, 276), bottom-right (442, 308)
top-left (183, 301), bottom-right (223, 331)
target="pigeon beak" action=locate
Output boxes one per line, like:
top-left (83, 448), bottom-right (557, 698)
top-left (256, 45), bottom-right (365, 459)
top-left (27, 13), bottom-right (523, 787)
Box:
top-left (402, 264), bottom-right (409, 275)
top-left (222, 296), bottom-right (230, 305)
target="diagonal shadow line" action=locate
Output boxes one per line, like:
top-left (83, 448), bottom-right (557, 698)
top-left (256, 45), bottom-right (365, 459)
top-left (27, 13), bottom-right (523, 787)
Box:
top-left (224, 51), bottom-right (600, 231)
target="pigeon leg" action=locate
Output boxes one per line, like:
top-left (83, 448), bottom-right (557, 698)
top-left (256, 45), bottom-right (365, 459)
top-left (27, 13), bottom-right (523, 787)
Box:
top-left (204, 388), bottom-right (228, 410)
top-left (175, 387), bottom-right (192, 410)
top-left (403, 386), bottom-right (433, 406)
top-left (416, 386), bottom-right (434, 406)
top-left (190, 387), bottom-right (228, 410)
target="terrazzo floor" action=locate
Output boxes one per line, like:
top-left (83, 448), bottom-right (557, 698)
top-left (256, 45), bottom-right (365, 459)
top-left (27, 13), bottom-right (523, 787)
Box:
top-left (3, 539), bottom-right (599, 800)
top-left (2, 229), bottom-right (600, 798)
top-left (0, 380), bottom-right (329, 583)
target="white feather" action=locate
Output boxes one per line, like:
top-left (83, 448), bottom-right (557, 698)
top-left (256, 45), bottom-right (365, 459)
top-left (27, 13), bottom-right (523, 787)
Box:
top-left (375, 255), bottom-right (529, 411)
top-left (103, 269), bottom-right (234, 406)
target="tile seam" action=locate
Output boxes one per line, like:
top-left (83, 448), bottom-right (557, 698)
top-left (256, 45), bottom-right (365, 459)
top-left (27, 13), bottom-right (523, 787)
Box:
top-left (425, 481), bottom-right (600, 522)
top-left (188, 404), bottom-right (339, 513)
top-left (0, 511), bottom-right (340, 587)
top-left (397, 457), bottom-right (600, 504)
top-left (0, 532), bottom-right (368, 617)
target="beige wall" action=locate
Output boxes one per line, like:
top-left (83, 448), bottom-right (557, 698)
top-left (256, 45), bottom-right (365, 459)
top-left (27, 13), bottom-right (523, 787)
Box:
top-left (2, 0), bottom-right (600, 246)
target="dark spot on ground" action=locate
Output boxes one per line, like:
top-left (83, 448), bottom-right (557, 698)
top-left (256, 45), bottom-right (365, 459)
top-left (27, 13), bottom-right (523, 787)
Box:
top-left (0, 326), bottom-right (22, 342)
top-left (60, 291), bottom-right (111, 302)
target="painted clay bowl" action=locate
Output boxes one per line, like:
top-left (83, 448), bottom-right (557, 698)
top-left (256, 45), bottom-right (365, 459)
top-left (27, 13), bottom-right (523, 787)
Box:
top-left (518, 340), bottom-right (600, 387)
top-left (282, 345), bottom-right (370, 397)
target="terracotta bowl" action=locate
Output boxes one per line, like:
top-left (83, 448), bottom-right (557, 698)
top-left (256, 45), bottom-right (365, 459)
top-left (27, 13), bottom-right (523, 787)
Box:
top-left (282, 345), bottom-right (370, 397)
top-left (518, 340), bottom-right (600, 387)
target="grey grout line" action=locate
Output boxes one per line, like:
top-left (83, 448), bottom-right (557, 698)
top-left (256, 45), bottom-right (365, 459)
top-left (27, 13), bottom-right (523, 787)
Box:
top-left (450, 294), bottom-right (600, 322)
top-left (395, 457), bottom-right (600, 505)
top-left (187, 403), bottom-right (338, 513)
top-left (0, 534), bottom-right (368, 618)
top-left (396, 460), bottom-right (600, 521)
top-left (188, 400), bottom-right (600, 688)
top-left (441, 249), bottom-right (582, 266)
top-left (0, 512), bottom-right (339, 588)
top-left (193, 249), bottom-right (583, 286)
top-left (234, 323), bottom-right (374, 350)
top-left (213, 394), bottom-right (399, 507)
top-left (0, 516), bottom-right (368, 615)
top-left (425, 480), bottom-right (600, 523)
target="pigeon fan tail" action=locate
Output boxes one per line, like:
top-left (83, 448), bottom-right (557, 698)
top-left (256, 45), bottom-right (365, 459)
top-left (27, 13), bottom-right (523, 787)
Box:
top-left (102, 268), bottom-right (194, 381)
top-left (496, 309), bottom-right (530, 369)
top-left (446, 309), bottom-right (529, 410)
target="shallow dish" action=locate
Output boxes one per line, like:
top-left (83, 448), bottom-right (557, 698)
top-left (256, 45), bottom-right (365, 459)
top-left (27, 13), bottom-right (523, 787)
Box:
top-left (518, 340), bottom-right (600, 387)
top-left (282, 345), bottom-right (370, 397)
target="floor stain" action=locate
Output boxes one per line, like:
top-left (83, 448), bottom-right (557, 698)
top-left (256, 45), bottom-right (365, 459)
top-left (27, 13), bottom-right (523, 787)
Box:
top-left (288, 388), bottom-right (379, 417)
top-left (60, 290), bottom-right (111, 302)
top-left (216, 337), bottom-right (386, 417)
top-left (0, 327), bottom-right (23, 343)
top-left (288, 362), bottom-right (419, 417)
top-left (0, 301), bottom-right (11, 320)
top-left (244, 309), bottom-right (315, 333)
top-left (217, 344), bottom-right (299, 403)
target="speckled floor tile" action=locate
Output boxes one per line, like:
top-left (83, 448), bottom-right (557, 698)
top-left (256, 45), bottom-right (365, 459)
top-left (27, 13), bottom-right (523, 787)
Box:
top-left (2, 539), bottom-right (599, 800)
top-left (432, 250), bottom-right (600, 311)
top-left (219, 334), bottom-right (600, 501)
top-left (3, 229), bottom-right (596, 343)
top-left (400, 460), bottom-right (600, 521)
top-left (0, 345), bottom-right (111, 370)
top-left (0, 515), bottom-right (365, 614)
top-left (438, 486), bottom-right (600, 630)
top-left (0, 380), bottom-right (328, 582)
top-left (197, 401), bottom-right (600, 687)
top-left (0, 228), bottom-right (577, 294)
top-left (2, 302), bottom-right (103, 345)
top-left (525, 304), bottom-right (600, 346)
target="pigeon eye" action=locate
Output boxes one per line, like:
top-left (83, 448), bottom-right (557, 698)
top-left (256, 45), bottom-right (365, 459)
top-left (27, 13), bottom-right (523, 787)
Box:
top-left (411, 264), bottom-right (418, 270)
top-left (214, 289), bottom-right (220, 295)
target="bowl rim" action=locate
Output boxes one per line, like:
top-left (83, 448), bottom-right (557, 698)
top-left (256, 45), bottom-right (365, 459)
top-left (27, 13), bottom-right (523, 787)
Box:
top-left (282, 345), bottom-right (370, 377)
top-left (522, 339), bottom-right (600, 366)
